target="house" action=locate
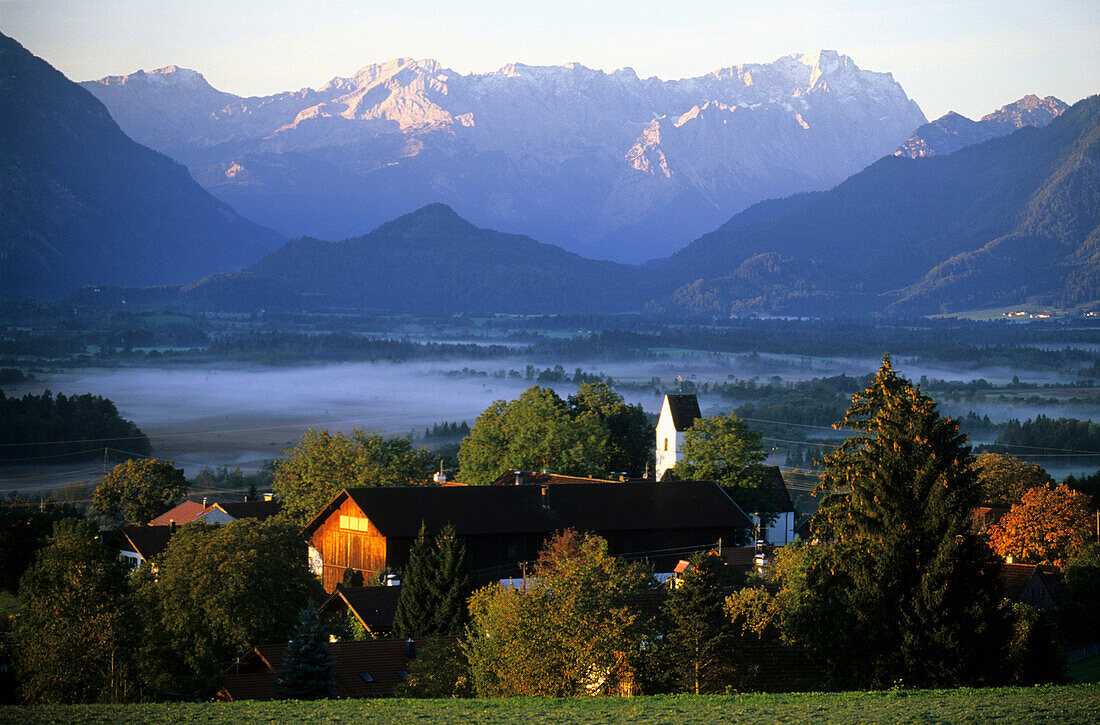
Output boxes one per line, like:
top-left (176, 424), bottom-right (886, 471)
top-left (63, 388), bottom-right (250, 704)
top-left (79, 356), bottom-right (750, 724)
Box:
top-left (148, 500), bottom-right (210, 526)
top-left (302, 481), bottom-right (753, 592)
top-left (972, 506), bottom-right (1010, 535)
top-left (148, 497), bottom-right (282, 526)
top-left (655, 394), bottom-right (702, 481)
top-left (200, 499), bottom-right (282, 524)
top-left (731, 466), bottom-right (797, 545)
top-left (997, 562), bottom-right (1063, 614)
top-left (320, 585), bottom-right (403, 638)
top-left (107, 524), bottom-right (174, 568)
top-left (219, 638), bottom-right (434, 700)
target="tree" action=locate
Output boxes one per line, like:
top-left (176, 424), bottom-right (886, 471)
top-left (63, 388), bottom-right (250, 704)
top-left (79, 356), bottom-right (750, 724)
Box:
top-left (92, 458), bottom-right (187, 524)
top-left (393, 523), bottom-right (472, 638)
top-left (806, 356), bottom-right (1000, 688)
top-left (669, 411), bottom-right (772, 513)
top-left (465, 530), bottom-right (654, 696)
top-left (14, 519), bottom-right (137, 703)
top-left (661, 552), bottom-right (738, 694)
top-left (1062, 544), bottom-right (1100, 645)
top-left (988, 484), bottom-right (1093, 567)
top-left (0, 496), bottom-right (77, 592)
top-left (393, 525), bottom-right (437, 639)
top-left (145, 519), bottom-right (320, 694)
top-left (458, 387), bottom-right (612, 484)
top-left (394, 638), bottom-right (474, 698)
top-left (273, 428), bottom-right (436, 524)
top-left (974, 453), bottom-right (1054, 507)
top-left (274, 602), bottom-right (335, 700)
top-left (568, 382), bottom-right (652, 476)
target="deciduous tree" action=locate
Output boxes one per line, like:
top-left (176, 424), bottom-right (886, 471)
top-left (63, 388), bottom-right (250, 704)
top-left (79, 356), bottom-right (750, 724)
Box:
top-left (146, 519), bottom-right (319, 694)
top-left (92, 458), bottom-right (187, 524)
top-left (465, 529), bottom-right (654, 696)
top-left (988, 484), bottom-right (1093, 567)
top-left (568, 382), bottom-right (652, 476)
top-left (14, 519), bottom-right (137, 703)
top-left (274, 429), bottom-right (436, 524)
top-left (974, 453), bottom-right (1054, 507)
top-left (458, 387), bottom-right (611, 484)
top-left (662, 552), bottom-right (738, 694)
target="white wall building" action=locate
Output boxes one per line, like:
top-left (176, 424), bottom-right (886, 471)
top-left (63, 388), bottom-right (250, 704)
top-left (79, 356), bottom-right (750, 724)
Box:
top-left (655, 393), bottom-right (702, 481)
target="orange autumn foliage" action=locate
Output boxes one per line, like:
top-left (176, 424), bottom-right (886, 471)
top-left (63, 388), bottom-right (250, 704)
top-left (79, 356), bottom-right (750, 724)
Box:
top-left (989, 484), bottom-right (1093, 567)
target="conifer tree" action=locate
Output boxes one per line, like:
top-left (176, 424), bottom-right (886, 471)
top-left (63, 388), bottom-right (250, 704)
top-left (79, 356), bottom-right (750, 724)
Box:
top-left (806, 356), bottom-right (999, 687)
top-left (274, 601), bottom-right (335, 700)
top-left (393, 524), bottom-right (439, 638)
top-left (662, 552), bottom-right (738, 694)
top-left (429, 523), bottom-right (472, 636)
top-left (394, 523), bottom-right (473, 638)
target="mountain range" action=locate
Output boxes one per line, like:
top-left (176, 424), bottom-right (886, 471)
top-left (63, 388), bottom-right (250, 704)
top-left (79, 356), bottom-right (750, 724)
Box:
top-left (656, 94), bottom-right (1100, 316)
top-left (0, 32), bottom-right (283, 300)
top-left (78, 89), bottom-right (1100, 317)
top-left (81, 51), bottom-right (926, 262)
top-left (3, 32), bottom-right (1095, 316)
top-left (895, 94), bottom-right (1068, 158)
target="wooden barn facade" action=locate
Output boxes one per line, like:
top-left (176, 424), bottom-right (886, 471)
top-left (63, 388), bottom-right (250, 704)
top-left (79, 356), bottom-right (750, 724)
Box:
top-left (303, 481), bottom-right (752, 592)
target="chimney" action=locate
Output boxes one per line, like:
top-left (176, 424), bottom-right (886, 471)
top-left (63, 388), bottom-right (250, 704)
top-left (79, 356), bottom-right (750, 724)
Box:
top-left (169, 520), bottom-right (177, 533)
top-left (202, 497), bottom-right (207, 508)
top-left (405, 638), bottom-right (416, 658)
top-left (515, 470), bottom-right (523, 486)
top-left (541, 485), bottom-right (550, 510)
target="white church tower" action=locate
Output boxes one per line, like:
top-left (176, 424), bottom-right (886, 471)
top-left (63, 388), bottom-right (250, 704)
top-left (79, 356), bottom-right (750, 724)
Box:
top-left (655, 393), bottom-right (701, 481)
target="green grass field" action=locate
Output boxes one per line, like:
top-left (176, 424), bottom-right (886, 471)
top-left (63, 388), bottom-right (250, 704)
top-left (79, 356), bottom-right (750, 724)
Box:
top-left (5, 685), bottom-right (1099, 724)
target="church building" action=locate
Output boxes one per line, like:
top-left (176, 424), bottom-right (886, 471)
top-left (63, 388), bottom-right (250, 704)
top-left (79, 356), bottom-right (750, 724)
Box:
top-left (655, 393), bottom-right (702, 480)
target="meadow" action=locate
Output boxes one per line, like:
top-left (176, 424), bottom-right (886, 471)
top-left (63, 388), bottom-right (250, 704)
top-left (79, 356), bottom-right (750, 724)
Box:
top-left (4, 685), bottom-right (1099, 725)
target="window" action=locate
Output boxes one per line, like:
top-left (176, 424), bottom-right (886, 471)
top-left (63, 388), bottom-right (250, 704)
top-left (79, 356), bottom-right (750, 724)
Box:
top-left (340, 515), bottom-right (370, 532)
top-left (396, 669), bottom-right (409, 680)
top-left (358, 671), bottom-right (374, 683)
top-left (663, 437), bottom-right (668, 451)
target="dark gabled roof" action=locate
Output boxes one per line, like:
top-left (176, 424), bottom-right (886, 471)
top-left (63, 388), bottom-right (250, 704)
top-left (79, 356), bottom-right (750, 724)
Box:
top-left (108, 525), bottom-right (174, 560)
top-left (219, 638), bottom-right (441, 700)
top-left (320, 586), bottom-right (402, 633)
top-left (664, 394), bottom-right (701, 431)
top-left (212, 500), bottom-right (283, 521)
top-left (488, 470), bottom-right (620, 486)
top-left (758, 467), bottom-right (795, 513)
top-left (303, 481), bottom-right (751, 539)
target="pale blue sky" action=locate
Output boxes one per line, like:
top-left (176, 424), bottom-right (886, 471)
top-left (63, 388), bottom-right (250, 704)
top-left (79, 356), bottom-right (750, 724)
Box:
top-left (1, 0), bottom-right (1096, 119)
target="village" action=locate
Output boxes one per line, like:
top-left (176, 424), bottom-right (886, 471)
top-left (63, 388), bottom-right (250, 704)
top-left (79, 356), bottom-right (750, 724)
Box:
top-left (82, 372), bottom-right (1096, 702)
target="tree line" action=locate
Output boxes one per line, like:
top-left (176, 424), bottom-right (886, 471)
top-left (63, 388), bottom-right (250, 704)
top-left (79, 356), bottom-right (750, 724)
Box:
top-left (0, 389), bottom-right (151, 462)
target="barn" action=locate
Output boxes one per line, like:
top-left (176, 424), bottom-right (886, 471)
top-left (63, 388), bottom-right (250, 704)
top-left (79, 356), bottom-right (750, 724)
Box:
top-left (302, 480), bottom-right (752, 592)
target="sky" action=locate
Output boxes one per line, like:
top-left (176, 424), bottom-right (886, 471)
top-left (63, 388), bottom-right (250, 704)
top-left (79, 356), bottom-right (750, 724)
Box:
top-left (0, 0), bottom-right (1096, 119)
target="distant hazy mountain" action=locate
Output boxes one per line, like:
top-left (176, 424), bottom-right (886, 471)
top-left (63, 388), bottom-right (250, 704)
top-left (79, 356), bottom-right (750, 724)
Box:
top-left (82, 51), bottom-right (925, 262)
top-left (895, 94), bottom-right (1067, 159)
top-left (656, 95), bottom-right (1100, 316)
top-left (0, 33), bottom-right (282, 299)
top-left (239, 203), bottom-right (661, 313)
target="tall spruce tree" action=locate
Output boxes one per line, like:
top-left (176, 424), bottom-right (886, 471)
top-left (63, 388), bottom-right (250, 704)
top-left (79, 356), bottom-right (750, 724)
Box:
top-left (662, 552), bottom-right (738, 694)
top-left (393, 524), bottom-right (440, 638)
top-left (394, 523), bottom-right (472, 638)
top-left (806, 356), bottom-right (999, 688)
top-left (428, 523), bottom-right (472, 636)
top-left (274, 602), bottom-right (335, 700)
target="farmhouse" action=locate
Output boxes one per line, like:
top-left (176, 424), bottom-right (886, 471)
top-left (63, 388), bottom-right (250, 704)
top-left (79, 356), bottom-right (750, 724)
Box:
top-left (320, 585), bottom-right (403, 638)
top-left (303, 481), bottom-right (752, 592)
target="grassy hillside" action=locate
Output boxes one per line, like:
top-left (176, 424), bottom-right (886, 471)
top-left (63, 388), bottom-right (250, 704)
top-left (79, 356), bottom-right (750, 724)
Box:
top-left (5, 685), bottom-right (1099, 724)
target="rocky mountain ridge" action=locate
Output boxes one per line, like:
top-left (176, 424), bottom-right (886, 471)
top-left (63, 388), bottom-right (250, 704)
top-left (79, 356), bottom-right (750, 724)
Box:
top-left (82, 51), bottom-right (925, 261)
top-left (894, 94), bottom-right (1067, 158)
